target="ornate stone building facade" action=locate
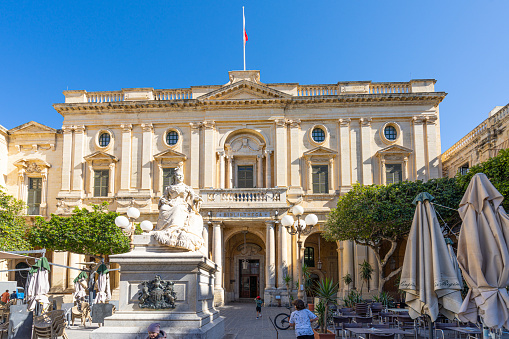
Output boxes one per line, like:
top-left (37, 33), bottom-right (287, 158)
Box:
top-left (0, 70), bottom-right (444, 304)
top-left (442, 104), bottom-right (509, 177)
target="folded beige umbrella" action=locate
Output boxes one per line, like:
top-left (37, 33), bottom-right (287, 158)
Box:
top-left (457, 173), bottom-right (509, 329)
top-left (400, 193), bottom-right (463, 322)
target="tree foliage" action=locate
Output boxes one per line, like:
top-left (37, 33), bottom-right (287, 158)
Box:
top-left (29, 202), bottom-right (130, 256)
top-left (456, 148), bottom-right (509, 211)
top-left (0, 186), bottom-right (31, 251)
top-left (323, 177), bottom-right (464, 290)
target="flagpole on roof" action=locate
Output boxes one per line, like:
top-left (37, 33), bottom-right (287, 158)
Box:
top-left (243, 6), bottom-right (246, 71)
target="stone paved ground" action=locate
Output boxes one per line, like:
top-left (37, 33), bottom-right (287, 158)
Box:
top-left (66, 302), bottom-right (297, 339)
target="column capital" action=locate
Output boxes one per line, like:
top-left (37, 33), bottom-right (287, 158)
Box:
top-left (264, 149), bottom-right (273, 156)
top-left (425, 115), bottom-right (438, 125)
top-left (288, 119), bottom-right (301, 128)
top-left (217, 150), bottom-right (225, 157)
top-left (202, 120), bottom-right (216, 129)
top-left (211, 221), bottom-right (223, 228)
top-left (121, 124), bottom-right (133, 132)
top-left (360, 118), bottom-right (372, 127)
top-left (265, 220), bottom-right (276, 228)
top-left (62, 125), bottom-right (73, 134)
top-left (141, 123), bottom-right (153, 132)
top-left (339, 118), bottom-right (351, 127)
top-left (190, 122), bottom-right (202, 129)
top-left (274, 118), bottom-right (288, 127)
top-left (412, 116), bottom-right (426, 125)
top-left (74, 125), bottom-right (86, 133)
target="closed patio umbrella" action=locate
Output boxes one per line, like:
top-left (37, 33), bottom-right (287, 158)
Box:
top-left (400, 192), bottom-right (463, 322)
top-left (94, 264), bottom-right (111, 304)
top-left (457, 173), bottom-right (509, 329)
top-left (445, 238), bottom-right (463, 288)
top-left (73, 271), bottom-right (88, 303)
top-left (26, 257), bottom-right (51, 312)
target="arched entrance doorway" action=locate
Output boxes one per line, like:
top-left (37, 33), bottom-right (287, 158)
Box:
top-left (303, 232), bottom-right (339, 288)
top-left (224, 230), bottom-right (265, 302)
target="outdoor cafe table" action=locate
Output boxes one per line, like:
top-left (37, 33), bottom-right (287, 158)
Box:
top-left (346, 327), bottom-right (413, 338)
top-left (445, 326), bottom-right (482, 338)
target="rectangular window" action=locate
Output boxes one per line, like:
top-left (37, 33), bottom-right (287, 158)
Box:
top-left (162, 168), bottom-right (176, 188)
top-left (312, 165), bottom-right (328, 193)
top-left (27, 178), bottom-right (42, 215)
top-left (386, 164), bottom-right (402, 185)
top-left (459, 163), bottom-right (469, 176)
top-left (94, 170), bottom-right (109, 197)
top-left (304, 247), bottom-right (315, 267)
top-left (237, 165), bottom-right (254, 188)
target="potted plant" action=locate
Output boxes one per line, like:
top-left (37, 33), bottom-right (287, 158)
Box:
top-left (372, 291), bottom-right (393, 308)
top-left (342, 273), bottom-right (352, 292)
top-left (342, 289), bottom-right (363, 308)
top-left (283, 274), bottom-right (293, 306)
top-left (312, 278), bottom-right (338, 338)
top-left (358, 260), bottom-right (373, 297)
top-left (302, 264), bottom-right (315, 310)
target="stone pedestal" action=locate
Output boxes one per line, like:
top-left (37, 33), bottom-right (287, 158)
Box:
top-left (91, 234), bottom-right (224, 339)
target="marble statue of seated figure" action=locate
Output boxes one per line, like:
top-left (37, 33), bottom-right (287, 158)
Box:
top-left (153, 168), bottom-right (204, 252)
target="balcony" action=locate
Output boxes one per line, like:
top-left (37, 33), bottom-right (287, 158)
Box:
top-left (199, 188), bottom-right (288, 209)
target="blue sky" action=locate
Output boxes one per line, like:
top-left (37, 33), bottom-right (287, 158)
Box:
top-left (1, 0), bottom-right (508, 151)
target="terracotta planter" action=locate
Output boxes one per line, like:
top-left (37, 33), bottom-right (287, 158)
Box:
top-left (308, 303), bottom-right (314, 311)
top-left (313, 329), bottom-right (335, 338)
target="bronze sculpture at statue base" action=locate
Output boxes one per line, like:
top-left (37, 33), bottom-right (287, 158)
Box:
top-left (91, 169), bottom-right (224, 339)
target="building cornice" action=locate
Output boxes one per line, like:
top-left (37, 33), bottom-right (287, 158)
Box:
top-left (53, 92), bottom-right (446, 115)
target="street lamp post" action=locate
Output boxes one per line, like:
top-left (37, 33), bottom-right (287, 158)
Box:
top-left (114, 206), bottom-right (153, 250)
top-left (280, 205), bottom-right (318, 301)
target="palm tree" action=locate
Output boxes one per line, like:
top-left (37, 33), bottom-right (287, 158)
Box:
top-left (314, 278), bottom-right (338, 334)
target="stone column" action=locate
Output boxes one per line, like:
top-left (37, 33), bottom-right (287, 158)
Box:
top-left (413, 117), bottom-right (426, 180)
top-left (72, 125), bottom-right (86, 191)
top-left (277, 223), bottom-right (288, 288)
top-left (329, 158), bottom-right (335, 193)
top-left (426, 116), bottom-right (441, 179)
top-left (203, 121), bottom-right (216, 188)
top-left (339, 119), bottom-right (351, 192)
top-left (342, 240), bottom-right (355, 290)
top-left (380, 158), bottom-right (386, 184)
top-left (289, 120), bottom-right (301, 188)
top-left (120, 124), bottom-right (132, 191)
top-left (67, 252), bottom-right (81, 290)
top-left (257, 154), bottom-right (263, 188)
top-left (87, 163), bottom-right (94, 195)
top-left (190, 123), bottom-right (201, 189)
top-left (108, 163), bottom-right (115, 196)
top-left (218, 151), bottom-right (225, 189)
top-left (265, 221), bottom-right (276, 289)
top-left (274, 119), bottom-right (287, 187)
top-left (227, 156), bottom-right (234, 188)
top-left (368, 248), bottom-right (379, 292)
top-left (40, 169), bottom-right (48, 216)
top-left (265, 150), bottom-right (272, 188)
top-left (61, 126), bottom-right (73, 191)
top-left (50, 251), bottom-right (68, 293)
top-left (337, 242), bottom-right (344, 296)
top-left (360, 118), bottom-right (373, 185)
top-left (306, 159), bottom-right (312, 193)
top-left (403, 157), bottom-right (408, 181)
top-left (202, 221), bottom-right (210, 259)
top-left (212, 222), bottom-right (224, 305)
top-left (140, 123), bottom-right (153, 191)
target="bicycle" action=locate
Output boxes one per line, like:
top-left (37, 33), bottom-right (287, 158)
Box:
top-left (274, 306), bottom-right (293, 330)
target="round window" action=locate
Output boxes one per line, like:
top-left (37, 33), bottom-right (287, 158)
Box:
top-left (166, 131), bottom-right (179, 146)
top-left (384, 125), bottom-right (397, 141)
top-left (311, 127), bottom-right (326, 143)
top-left (98, 132), bottom-right (111, 147)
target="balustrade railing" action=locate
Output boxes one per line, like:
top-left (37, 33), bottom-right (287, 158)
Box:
top-left (200, 188), bottom-right (287, 204)
top-left (154, 89), bottom-right (192, 100)
top-left (297, 85), bottom-right (338, 96)
top-left (369, 83), bottom-right (411, 94)
top-left (87, 91), bottom-right (124, 103)
top-left (442, 103), bottom-right (509, 162)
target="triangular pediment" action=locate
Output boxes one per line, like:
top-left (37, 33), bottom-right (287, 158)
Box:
top-left (376, 145), bottom-right (413, 157)
top-left (303, 146), bottom-right (338, 158)
top-left (84, 151), bottom-right (118, 163)
top-left (154, 149), bottom-right (187, 160)
top-left (197, 80), bottom-right (291, 101)
top-left (9, 121), bottom-right (57, 135)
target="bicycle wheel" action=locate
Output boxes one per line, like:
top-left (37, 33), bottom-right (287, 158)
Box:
top-left (274, 313), bottom-right (291, 330)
